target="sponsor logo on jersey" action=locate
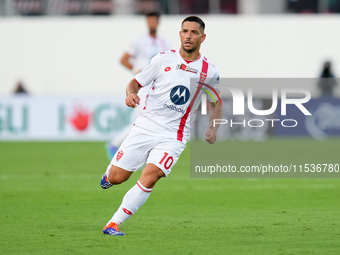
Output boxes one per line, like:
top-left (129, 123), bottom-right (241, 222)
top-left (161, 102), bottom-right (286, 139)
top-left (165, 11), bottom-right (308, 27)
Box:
top-left (163, 104), bottom-right (186, 114)
top-left (170, 85), bottom-right (190, 105)
top-left (122, 208), bottom-right (133, 215)
top-left (164, 67), bottom-right (171, 72)
top-left (176, 63), bottom-right (198, 74)
top-left (117, 150), bottom-right (124, 161)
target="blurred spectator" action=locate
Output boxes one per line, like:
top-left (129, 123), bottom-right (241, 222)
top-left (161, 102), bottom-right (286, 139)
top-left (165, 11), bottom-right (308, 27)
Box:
top-left (16, 0), bottom-right (45, 16)
top-left (287, 0), bottom-right (318, 13)
top-left (120, 12), bottom-right (170, 73)
top-left (329, 0), bottom-right (340, 13)
top-left (318, 61), bottom-right (337, 96)
top-left (134, 0), bottom-right (160, 14)
top-left (88, 0), bottom-right (114, 15)
top-left (14, 81), bottom-right (29, 95)
top-left (64, 0), bottom-right (83, 15)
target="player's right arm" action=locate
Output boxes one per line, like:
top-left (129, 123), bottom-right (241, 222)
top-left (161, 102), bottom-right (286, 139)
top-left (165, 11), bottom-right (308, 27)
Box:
top-left (125, 79), bottom-right (141, 108)
top-left (126, 53), bottom-right (162, 108)
top-left (121, 53), bottom-right (133, 70)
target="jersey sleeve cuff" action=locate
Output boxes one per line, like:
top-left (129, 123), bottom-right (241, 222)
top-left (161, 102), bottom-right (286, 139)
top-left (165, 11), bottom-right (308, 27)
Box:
top-left (134, 78), bottom-right (143, 87)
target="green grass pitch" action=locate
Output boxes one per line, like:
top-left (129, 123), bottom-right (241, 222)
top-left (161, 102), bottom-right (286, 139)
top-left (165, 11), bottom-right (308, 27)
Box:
top-left (0, 139), bottom-right (340, 255)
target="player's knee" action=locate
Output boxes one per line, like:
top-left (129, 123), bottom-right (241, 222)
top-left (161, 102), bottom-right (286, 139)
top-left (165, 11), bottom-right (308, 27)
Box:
top-left (146, 176), bottom-right (158, 186)
top-left (140, 171), bottom-right (164, 188)
top-left (108, 167), bottom-right (131, 184)
top-left (108, 172), bottom-right (125, 184)
top-left (108, 174), bottom-right (125, 185)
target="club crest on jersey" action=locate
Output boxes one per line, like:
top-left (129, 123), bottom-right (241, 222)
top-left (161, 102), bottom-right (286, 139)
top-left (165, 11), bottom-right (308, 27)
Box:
top-left (200, 72), bottom-right (207, 82)
top-left (176, 63), bottom-right (198, 74)
top-left (116, 150), bottom-right (124, 161)
top-left (170, 85), bottom-right (190, 105)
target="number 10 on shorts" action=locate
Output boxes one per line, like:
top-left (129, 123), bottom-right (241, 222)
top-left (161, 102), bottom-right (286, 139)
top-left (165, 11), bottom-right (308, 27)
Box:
top-left (159, 152), bottom-right (174, 170)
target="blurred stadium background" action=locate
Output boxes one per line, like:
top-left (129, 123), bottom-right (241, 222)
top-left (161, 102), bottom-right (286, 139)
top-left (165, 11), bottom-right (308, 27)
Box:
top-left (0, 0), bottom-right (339, 141)
top-left (1, 2), bottom-right (340, 254)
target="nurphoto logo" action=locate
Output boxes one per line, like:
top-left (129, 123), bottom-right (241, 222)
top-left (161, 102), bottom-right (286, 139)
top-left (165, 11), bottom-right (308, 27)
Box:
top-left (200, 87), bottom-right (312, 128)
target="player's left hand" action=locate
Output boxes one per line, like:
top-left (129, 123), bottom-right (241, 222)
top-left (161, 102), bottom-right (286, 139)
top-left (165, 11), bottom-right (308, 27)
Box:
top-left (205, 128), bottom-right (217, 144)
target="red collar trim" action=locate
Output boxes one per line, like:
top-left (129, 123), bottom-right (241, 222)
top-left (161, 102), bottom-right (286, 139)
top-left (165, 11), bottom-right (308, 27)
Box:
top-left (179, 49), bottom-right (201, 64)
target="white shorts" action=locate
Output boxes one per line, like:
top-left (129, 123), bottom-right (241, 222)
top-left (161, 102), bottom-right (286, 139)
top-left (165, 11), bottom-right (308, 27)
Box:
top-left (110, 130), bottom-right (186, 177)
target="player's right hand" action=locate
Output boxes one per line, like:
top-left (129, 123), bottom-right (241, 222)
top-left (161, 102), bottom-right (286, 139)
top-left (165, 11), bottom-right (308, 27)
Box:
top-left (125, 94), bottom-right (140, 108)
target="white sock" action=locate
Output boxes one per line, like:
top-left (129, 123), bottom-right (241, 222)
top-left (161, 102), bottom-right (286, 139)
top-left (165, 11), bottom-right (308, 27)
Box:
top-left (108, 180), bottom-right (152, 226)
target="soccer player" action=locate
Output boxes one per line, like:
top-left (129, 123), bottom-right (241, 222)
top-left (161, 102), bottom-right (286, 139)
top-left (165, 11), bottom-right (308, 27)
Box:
top-left (120, 12), bottom-right (171, 75)
top-left (107, 12), bottom-right (171, 158)
top-left (101, 16), bottom-right (223, 236)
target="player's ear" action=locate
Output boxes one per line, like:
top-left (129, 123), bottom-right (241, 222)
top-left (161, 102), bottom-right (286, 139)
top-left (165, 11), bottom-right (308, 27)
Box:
top-left (201, 33), bottom-right (206, 43)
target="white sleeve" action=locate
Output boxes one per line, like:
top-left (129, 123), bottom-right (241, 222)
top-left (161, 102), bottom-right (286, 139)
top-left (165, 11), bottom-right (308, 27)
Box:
top-left (126, 37), bottom-right (139, 57)
top-left (165, 39), bottom-right (171, 51)
top-left (134, 54), bottom-right (161, 87)
top-left (160, 37), bottom-right (171, 51)
top-left (206, 69), bottom-right (220, 103)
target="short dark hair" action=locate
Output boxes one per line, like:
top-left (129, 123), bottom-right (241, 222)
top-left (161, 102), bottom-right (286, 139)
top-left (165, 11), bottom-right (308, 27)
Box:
top-left (182, 16), bottom-right (205, 32)
top-left (146, 12), bottom-right (160, 19)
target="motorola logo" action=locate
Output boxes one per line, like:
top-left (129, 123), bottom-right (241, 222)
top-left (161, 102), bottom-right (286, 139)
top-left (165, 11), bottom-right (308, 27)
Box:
top-left (170, 85), bottom-right (190, 105)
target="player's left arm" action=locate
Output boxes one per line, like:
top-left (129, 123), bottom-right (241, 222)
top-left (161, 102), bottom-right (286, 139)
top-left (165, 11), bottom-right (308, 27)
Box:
top-left (205, 100), bottom-right (222, 144)
top-left (205, 69), bottom-right (222, 144)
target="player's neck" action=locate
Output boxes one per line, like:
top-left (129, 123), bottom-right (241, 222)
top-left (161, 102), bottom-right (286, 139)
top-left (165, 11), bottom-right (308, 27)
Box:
top-left (149, 31), bottom-right (157, 38)
top-left (180, 48), bottom-right (201, 61)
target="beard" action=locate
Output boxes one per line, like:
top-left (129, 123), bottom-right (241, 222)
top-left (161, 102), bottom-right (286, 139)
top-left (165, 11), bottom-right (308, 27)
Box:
top-left (149, 28), bottom-right (157, 35)
top-left (182, 43), bottom-right (198, 54)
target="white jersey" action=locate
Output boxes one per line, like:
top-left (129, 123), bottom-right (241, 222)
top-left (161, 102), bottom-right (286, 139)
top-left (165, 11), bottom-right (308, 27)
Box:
top-left (133, 49), bottom-right (220, 144)
top-left (127, 35), bottom-right (171, 72)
